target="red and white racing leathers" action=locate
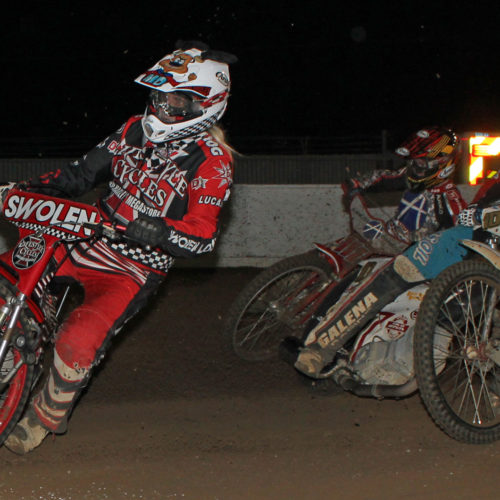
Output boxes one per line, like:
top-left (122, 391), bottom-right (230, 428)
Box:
top-left (25, 116), bottom-right (233, 432)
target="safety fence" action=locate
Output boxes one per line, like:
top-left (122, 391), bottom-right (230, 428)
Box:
top-left (0, 182), bottom-right (479, 268)
top-left (0, 154), bottom-right (404, 184)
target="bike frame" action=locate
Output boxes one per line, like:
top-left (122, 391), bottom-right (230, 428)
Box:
top-left (308, 193), bottom-right (400, 310)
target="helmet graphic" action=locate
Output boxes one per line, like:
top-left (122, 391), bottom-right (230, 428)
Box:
top-left (135, 40), bottom-right (237, 142)
top-left (395, 126), bottom-right (460, 191)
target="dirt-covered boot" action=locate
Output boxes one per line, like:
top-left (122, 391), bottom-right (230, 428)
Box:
top-left (3, 406), bottom-right (49, 455)
top-left (294, 345), bottom-right (327, 377)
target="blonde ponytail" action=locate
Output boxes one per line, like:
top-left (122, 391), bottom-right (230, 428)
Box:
top-left (208, 125), bottom-right (238, 160)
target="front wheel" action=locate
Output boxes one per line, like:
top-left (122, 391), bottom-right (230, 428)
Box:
top-left (0, 278), bottom-right (36, 445)
top-left (224, 251), bottom-right (334, 361)
top-left (414, 260), bottom-right (500, 444)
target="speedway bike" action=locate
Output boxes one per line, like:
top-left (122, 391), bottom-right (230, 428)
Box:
top-left (225, 189), bottom-right (500, 443)
top-left (0, 188), bottom-right (125, 445)
top-left (223, 192), bottom-right (427, 398)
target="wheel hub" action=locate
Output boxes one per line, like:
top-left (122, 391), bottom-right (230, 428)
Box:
top-left (465, 342), bottom-right (498, 371)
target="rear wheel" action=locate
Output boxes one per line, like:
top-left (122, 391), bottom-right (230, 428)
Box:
top-left (224, 251), bottom-right (334, 361)
top-left (0, 278), bottom-right (35, 445)
top-left (414, 260), bottom-right (500, 444)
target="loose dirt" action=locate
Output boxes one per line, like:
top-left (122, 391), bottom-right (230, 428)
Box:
top-left (0, 268), bottom-right (498, 499)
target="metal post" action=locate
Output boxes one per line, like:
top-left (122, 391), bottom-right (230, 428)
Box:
top-left (381, 129), bottom-right (388, 169)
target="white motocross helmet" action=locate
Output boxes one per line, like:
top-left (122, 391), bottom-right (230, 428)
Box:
top-left (135, 41), bottom-right (236, 142)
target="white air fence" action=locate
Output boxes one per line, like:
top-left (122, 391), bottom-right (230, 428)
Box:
top-left (0, 184), bottom-right (480, 268)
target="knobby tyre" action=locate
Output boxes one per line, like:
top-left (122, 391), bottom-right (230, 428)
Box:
top-left (0, 277), bottom-right (35, 445)
top-left (224, 251), bottom-right (334, 361)
top-left (414, 259), bottom-right (500, 444)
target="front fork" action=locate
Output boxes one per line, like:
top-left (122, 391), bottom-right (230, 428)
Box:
top-left (0, 293), bottom-right (34, 390)
top-left (0, 293), bottom-right (26, 362)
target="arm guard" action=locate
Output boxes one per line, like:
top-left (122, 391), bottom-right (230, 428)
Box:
top-left (160, 157), bottom-right (233, 258)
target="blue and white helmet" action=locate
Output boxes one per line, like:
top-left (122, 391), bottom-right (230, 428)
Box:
top-left (135, 41), bottom-right (236, 142)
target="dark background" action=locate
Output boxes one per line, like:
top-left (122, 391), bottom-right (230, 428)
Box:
top-left (2, 1), bottom-right (500, 156)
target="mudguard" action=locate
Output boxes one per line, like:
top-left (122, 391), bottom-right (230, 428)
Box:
top-left (461, 239), bottom-right (500, 270)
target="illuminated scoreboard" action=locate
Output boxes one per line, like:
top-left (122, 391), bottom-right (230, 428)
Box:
top-left (465, 133), bottom-right (500, 185)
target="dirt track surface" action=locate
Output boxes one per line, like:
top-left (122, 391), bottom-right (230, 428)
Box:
top-left (0, 268), bottom-right (499, 499)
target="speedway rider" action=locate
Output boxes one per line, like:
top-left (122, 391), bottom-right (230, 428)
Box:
top-left (294, 126), bottom-right (468, 378)
top-left (1, 41), bottom-right (237, 454)
top-left (345, 126), bottom-right (467, 244)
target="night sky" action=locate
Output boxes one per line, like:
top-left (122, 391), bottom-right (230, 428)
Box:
top-left (2, 1), bottom-right (500, 155)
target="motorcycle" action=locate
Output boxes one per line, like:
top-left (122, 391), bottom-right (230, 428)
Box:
top-left (0, 188), bottom-right (125, 445)
top-left (413, 205), bottom-right (500, 444)
top-left (225, 187), bottom-right (500, 444)
top-left (224, 192), bottom-right (427, 397)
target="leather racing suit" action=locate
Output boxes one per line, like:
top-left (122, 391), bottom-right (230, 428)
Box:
top-left (22, 115), bottom-right (233, 432)
top-left (353, 166), bottom-right (467, 243)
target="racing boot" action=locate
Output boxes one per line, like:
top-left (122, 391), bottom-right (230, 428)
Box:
top-left (4, 405), bottom-right (49, 455)
top-left (5, 347), bottom-right (90, 456)
top-left (295, 255), bottom-right (425, 378)
top-left (294, 344), bottom-right (326, 378)
top-left (32, 348), bottom-right (90, 435)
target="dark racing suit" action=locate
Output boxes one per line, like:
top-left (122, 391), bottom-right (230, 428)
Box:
top-left (23, 116), bottom-right (233, 432)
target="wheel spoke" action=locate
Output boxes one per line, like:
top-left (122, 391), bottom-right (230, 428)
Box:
top-left (237, 314), bottom-right (282, 348)
top-left (415, 260), bottom-right (500, 442)
top-left (439, 279), bottom-right (500, 426)
top-left (226, 255), bottom-right (333, 361)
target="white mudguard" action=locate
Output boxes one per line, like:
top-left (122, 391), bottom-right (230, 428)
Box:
top-left (461, 239), bottom-right (500, 270)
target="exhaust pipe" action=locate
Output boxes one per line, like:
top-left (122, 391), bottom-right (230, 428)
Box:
top-left (280, 337), bottom-right (418, 399)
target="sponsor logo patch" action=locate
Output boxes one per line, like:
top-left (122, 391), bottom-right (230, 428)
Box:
top-left (317, 292), bottom-right (379, 347)
top-left (12, 234), bottom-right (45, 269)
top-left (386, 316), bottom-right (409, 339)
top-left (4, 193), bottom-right (99, 237)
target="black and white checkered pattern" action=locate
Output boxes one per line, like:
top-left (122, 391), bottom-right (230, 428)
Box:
top-left (13, 221), bottom-right (79, 241)
top-left (13, 221), bottom-right (174, 272)
top-left (457, 206), bottom-right (481, 227)
top-left (103, 238), bottom-right (175, 272)
top-left (165, 115), bottom-right (218, 141)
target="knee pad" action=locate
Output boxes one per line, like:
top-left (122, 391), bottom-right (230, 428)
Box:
top-left (55, 306), bottom-right (114, 370)
top-left (393, 255), bottom-right (426, 283)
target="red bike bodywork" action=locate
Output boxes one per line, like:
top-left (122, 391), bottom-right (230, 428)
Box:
top-left (0, 189), bottom-right (101, 301)
top-left (0, 190), bottom-right (102, 438)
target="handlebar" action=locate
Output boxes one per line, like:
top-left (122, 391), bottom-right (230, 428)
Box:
top-left (82, 221), bottom-right (127, 241)
top-left (81, 221), bottom-right (156, 252)
top-left (30, 218), bottom-right (156, 252)
top-left (2, 189), bottom-right (158, 252)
